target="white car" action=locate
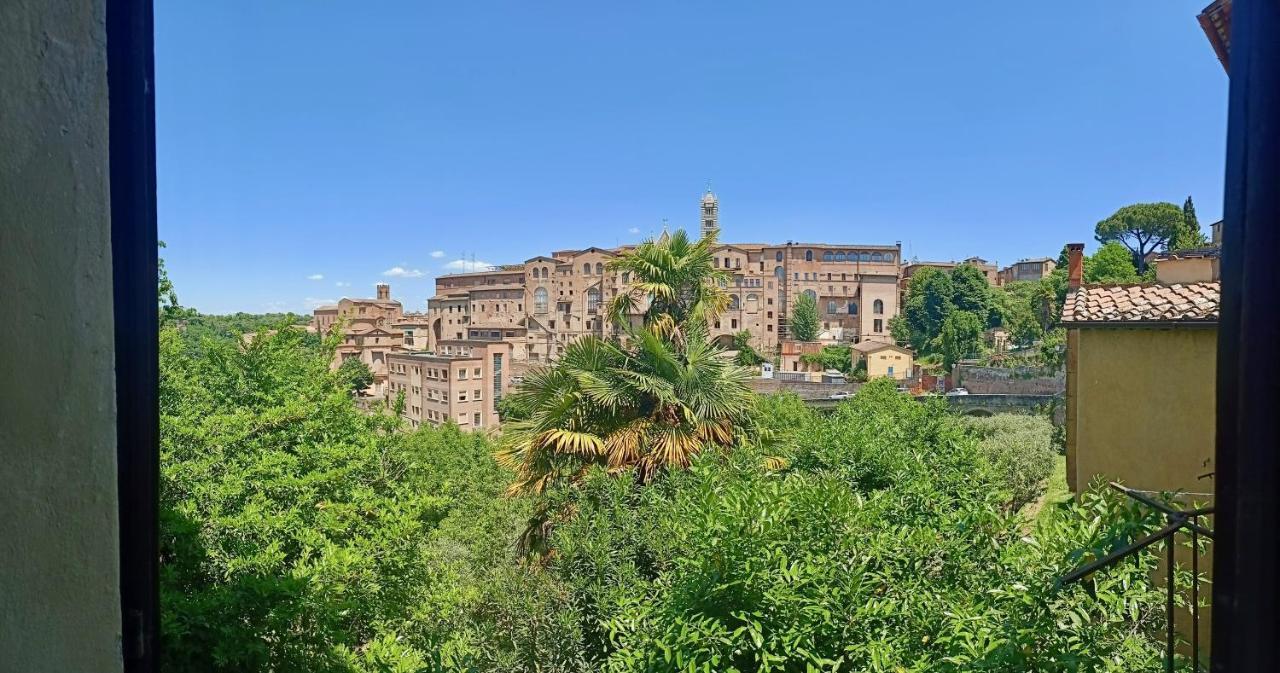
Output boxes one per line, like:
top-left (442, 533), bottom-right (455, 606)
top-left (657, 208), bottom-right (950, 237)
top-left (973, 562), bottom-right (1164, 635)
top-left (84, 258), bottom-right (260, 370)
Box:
top-left (828, 391), bottom-right (853, 400)
top-left (946, 387), bottom-right (970, 396)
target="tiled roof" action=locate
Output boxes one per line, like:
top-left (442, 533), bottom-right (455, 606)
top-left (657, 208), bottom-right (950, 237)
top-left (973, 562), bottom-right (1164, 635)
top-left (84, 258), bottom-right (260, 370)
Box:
top-left (852, 339), bottom-right (911, 353)
top-left (1062, 282), bottom-right (1220, 325)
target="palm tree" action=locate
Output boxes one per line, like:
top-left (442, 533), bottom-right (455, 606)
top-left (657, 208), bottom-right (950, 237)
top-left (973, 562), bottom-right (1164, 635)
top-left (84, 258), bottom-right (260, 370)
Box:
top-left (496, 228), bottom-right (755, 497)
top-left (495, 328), bottom-right (754, 495)
top-left (606, 228), bottom-right (732, 342)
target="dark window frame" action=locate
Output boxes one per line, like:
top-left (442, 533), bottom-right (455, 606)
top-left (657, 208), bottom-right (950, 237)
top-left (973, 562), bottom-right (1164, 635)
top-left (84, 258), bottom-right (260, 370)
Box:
top-left (104, 2), bottom-right (1278, 672)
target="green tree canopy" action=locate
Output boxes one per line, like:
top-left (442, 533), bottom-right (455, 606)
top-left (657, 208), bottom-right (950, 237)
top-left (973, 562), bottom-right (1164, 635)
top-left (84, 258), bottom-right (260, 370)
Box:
top-left (788, 291), bottom-right (820, 342)
top-left (1086, 241), bottom-right (1140, 284)
top-left (940, 310), bottom-right (984, 372)
top-left (1171, 195), bottom-right (1209, 251)
top-left (731, 329), bottom-right (765, 366)
top-left (901, 267), bottom-right (955, 353)
top-left (950, 263), bottom-right (996, 326)
top-left (336, 356), bottom-right (375, 394)
top-left (1094, 202), bottom-right (1184, 273)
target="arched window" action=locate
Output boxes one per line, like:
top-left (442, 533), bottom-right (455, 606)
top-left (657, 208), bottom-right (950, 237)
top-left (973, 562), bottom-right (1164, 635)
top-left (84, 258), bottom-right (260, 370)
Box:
top-left (595, 262), bottom-right (604, 275)
top-left (883, 253), bottom-right (894, 263)
top-left (805, 250), bottom-right (814, 262)
top-left (774, 266), bottom-right (785, 279)
top-left (583, 263), bottom-right (591, 274)
top-left (587, 288), bottom-right (600, 311)
top-left (860, 252), bottom-right (872, 262)
top-left (826, 300), bottom-right (837, 314)
top-left (729, 295), bottom-right (740, 310)
top-left (542, 266), bottom-right (549, 277)
top-left (848, 301), bottom-right (858, 315)
top-left (622, 272), bottom-right (630, 284)
top-left (531, 268), bottom-right (538, 279)
top-left (823, 251), bottom-right (833, 262)
top-left (871, 252), bottom-right (884, 262)
top-left (803, 289), bottom-right (817, 301)
top-left (534, 288), bottom-right (548, 313)
top-left (835, 252), bottom-right (847, 262)
top-left (775, 251), bottom-right (783, 262)
top-left (746, 293), bottom-right (758, 310)
top-left (873, 299), bottom-right (884, 314)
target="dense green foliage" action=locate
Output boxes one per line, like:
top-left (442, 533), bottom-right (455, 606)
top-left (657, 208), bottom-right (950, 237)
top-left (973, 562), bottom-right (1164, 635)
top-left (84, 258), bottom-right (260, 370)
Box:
top-left (535, 382), bottom-right (1176, 671)
top-left (336, 356), bottom-right (375, 394)
top-left (800, 344), bottom-right (854, 374)
top-left (1173, 196), bottom-right (1208, 252)
top-left (732, 329), bottom-right (767, 367)
top-left (159, 244), bottom-right (1183, 672)
top-left (964, 414), bottom-right (1057, 512)
top-left (1086, 242), bottom-right (1141, 284)
top-left (161, 325), bottom-right (1182, 671)
top-left (789, 291), bottom-right (820, 342)
top-left (900, 264), bottom-right (1004, 371)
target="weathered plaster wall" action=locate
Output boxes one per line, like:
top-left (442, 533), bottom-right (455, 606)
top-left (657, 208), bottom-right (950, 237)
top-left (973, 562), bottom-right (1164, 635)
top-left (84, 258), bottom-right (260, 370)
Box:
top-left (0, 0), bottom-right (123, 670)
top-left (1069, 328), bottom-right (1217, 497)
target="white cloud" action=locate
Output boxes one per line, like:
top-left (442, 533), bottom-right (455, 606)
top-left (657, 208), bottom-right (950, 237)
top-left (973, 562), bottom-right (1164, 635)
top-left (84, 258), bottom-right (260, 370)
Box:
top-left (334, 281), bottom-right (351, 287)
top-left (443, 258), bottom-right (495, 272)
top-left (430, 250), bottom-right (445, 258)
top-left (628, 227), bottom-right (641, 234)
top-left (307, 273), bottom-right (324, 281)
top-left (304, 297), bottom-right (337, 309)
top-left (383, 266), bottom-right (425, 278)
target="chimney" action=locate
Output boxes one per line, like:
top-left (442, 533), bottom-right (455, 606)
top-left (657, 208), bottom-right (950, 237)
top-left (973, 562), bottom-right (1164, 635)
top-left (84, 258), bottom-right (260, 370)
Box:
top-left (376, 283), bottom-right (390, 301)
top-left (1066, 243), bottom-right (1085, 289)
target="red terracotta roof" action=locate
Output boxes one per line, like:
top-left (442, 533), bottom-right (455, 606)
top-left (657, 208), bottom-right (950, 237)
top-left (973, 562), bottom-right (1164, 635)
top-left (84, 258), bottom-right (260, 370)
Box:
top-left (1062, 282), bottom-right (1220, 325)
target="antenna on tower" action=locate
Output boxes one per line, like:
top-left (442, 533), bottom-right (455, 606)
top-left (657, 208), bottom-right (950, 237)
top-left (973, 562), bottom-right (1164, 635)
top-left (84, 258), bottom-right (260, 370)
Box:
top-left (661, 218), bottom-right (669, 235)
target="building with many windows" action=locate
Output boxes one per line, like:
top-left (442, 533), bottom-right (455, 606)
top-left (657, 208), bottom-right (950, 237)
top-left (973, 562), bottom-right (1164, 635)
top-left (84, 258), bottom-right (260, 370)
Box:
top-left (997, 257), bottom-right (1057, 284)
top-left (312, 282), bottom-right (405, 395)
top-left (386, 339), bottom-right (511, 431)
top-left (423, 236), bottom-right (902, 364)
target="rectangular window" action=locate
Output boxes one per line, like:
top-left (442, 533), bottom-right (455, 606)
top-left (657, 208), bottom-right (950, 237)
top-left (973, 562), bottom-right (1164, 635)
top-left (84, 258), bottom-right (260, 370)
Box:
top-left (459, 391), bottom-right (467, 401)
top-left (874, 319), bottom-right (883, 332)
top-left (731, 319), bottom-right (738, 329)
top-left (473, 388), bottom-right (482, 400)
top-left (492, 353), bottom-right (503, 408)
top-left (767, 325), bottom-right (773, 332)
top-left (473, 412), bottom-right (482, 427)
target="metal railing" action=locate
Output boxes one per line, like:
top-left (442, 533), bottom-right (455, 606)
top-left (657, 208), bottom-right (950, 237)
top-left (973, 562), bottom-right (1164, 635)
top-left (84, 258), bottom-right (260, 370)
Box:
top-left (1059, 482), bottom-right (1213, 673)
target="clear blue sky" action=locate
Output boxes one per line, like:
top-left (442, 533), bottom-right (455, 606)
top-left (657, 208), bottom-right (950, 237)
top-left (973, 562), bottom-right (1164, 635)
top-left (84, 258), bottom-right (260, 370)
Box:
top-left (156, 1), bottom-right (1228, 314)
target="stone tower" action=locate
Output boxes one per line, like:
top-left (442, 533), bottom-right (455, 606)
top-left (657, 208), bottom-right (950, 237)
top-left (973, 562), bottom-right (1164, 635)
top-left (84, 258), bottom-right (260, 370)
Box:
top-left (700, 189), bottom-right (719, 239)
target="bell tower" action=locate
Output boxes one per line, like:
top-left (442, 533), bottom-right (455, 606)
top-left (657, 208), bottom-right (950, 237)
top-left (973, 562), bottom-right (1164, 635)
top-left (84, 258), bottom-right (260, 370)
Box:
top-left (700, 188), bottom-right (719, 239)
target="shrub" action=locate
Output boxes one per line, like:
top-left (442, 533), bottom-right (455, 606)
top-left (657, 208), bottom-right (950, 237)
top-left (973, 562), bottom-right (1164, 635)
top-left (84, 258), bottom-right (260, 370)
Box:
top-left (965, 413), bottom-right (1057, 511)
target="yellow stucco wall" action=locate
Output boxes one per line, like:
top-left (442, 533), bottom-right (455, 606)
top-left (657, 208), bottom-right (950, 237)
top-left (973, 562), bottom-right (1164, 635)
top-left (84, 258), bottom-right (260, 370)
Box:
top-left (1068, 326), bottom-right (1217, 656)
top-left (1070, 327), bottom-right (1216, 496)
top-left (858, 348), bottom-right (913, 380)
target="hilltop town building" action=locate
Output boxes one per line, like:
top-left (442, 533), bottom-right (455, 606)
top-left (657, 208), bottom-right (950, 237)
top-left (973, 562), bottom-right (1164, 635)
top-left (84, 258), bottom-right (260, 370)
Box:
top-left (997, 257), bottom-right (1057, 284)
top-left (423, 239), bottom-right (903, 364)
top-left (311, 283), bottom-right (406, 395)
top-left (415, 194), bottom-right (904, 367)
top-left (386, 340), bottom-right (511, 431)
